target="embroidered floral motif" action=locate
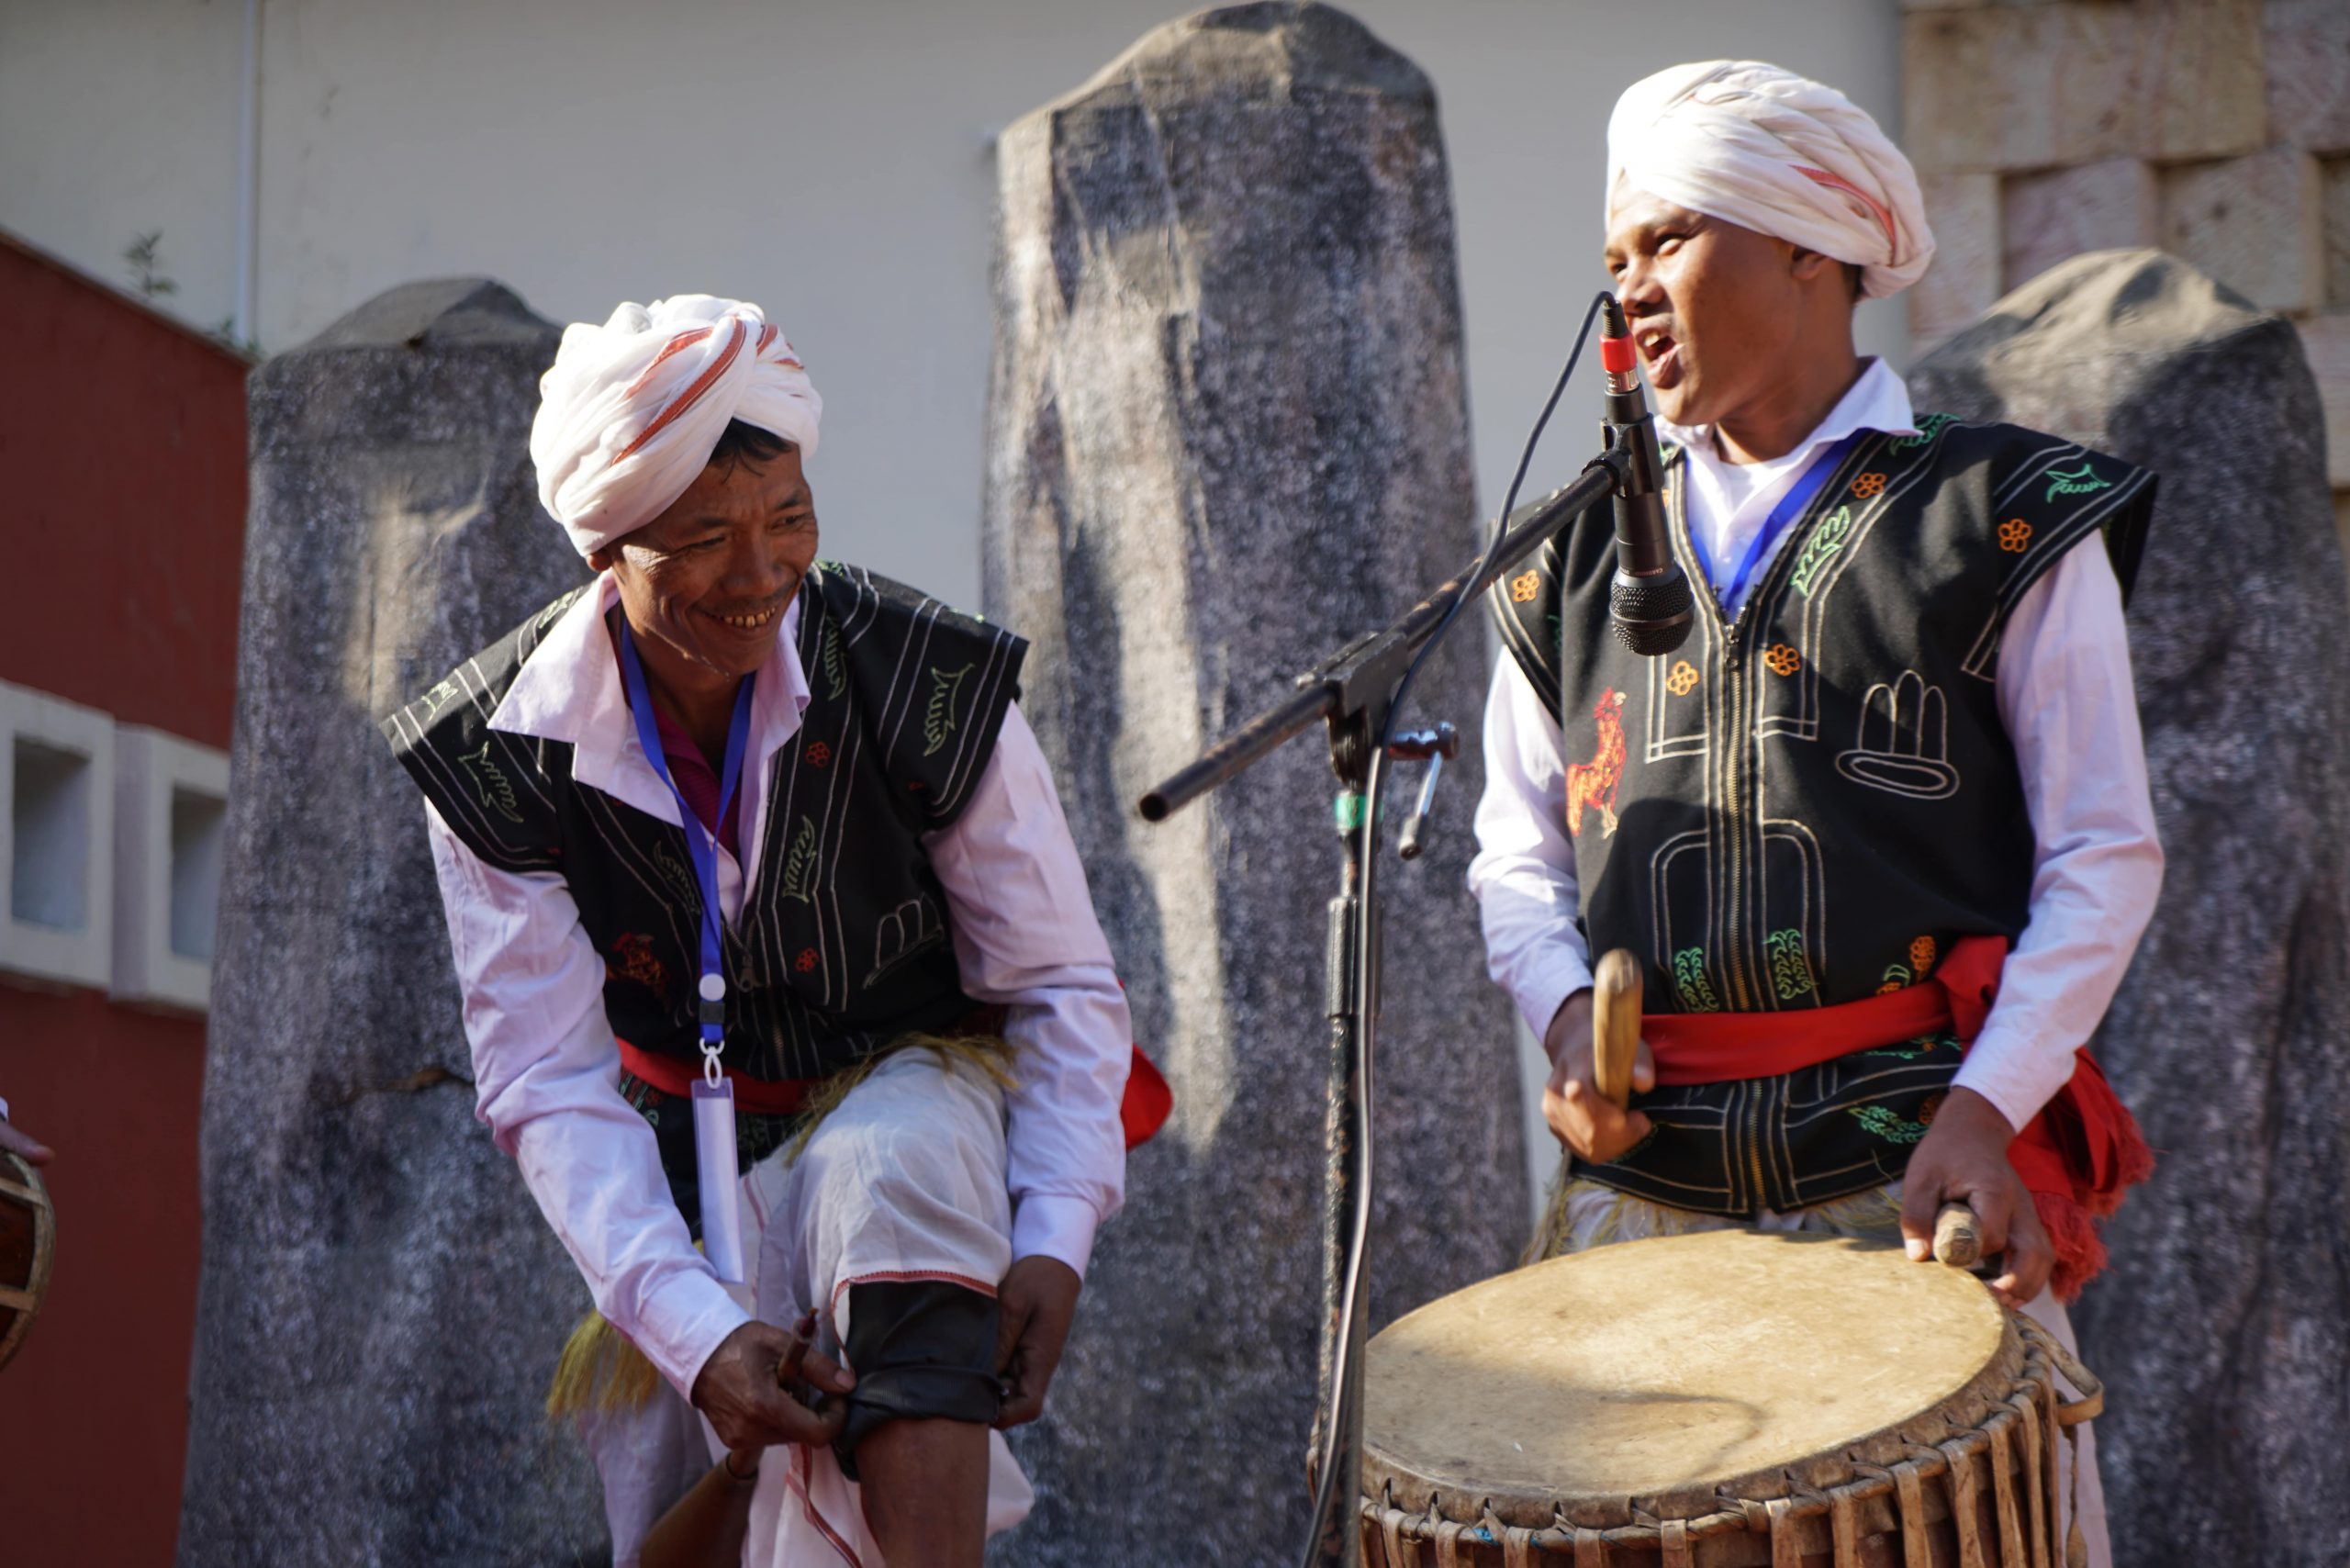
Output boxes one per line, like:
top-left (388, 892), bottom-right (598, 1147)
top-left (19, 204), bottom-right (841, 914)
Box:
top-left (1762, 644), bottom-right (1802, 677)
top-left (780, 815), bottom-right (820, 903)
top-left (1673, 947), bottom-right (1722, 1013)
top-left (1909, 935), bottom-right (1937, 975)
top-left (923, 663), bottom-right (973, 757)
top-left (804, 740), bottom-right (832, 769)
top-left (1665, 660), bottom-right (1700, 697)
top-left (1849, 1103), bottom-right (1930, 1144)
top-left (1510, 569), bottom-right (1541, 603)
top-left (1998, 518), bottom-right (2033, 553)
top-left (1766, 928), bottom-right (1817, 1002)
top-left (607, 932), bottom-right (666, 992)
top-left (1876, 961), bottom-right (1911, 995)
top-left (460, 740), bottom-right (525, 824)
top-left (820, 618), bottom-right (849, 701)
top-left (794, 947), bottom-right (819, 973)
top-left (1562, 689), bottom-right (1628, 839)
top-left (1788, 506), bottom-right (1853, 598)
top-left (1919, 1092), bottom-right (1946, 1127)
top-left (1850, 471), bottom-right (1887, 499)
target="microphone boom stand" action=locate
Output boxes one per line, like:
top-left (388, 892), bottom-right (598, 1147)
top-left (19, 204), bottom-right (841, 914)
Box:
top-left (1138, 437), bottom-right (1639, 1568)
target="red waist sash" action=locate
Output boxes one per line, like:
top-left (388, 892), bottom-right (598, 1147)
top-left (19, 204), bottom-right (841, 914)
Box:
top-left (1640, 934), bottom-right (2152, 1300)
top-left (617, 1036), bottom-right (1174, 1150)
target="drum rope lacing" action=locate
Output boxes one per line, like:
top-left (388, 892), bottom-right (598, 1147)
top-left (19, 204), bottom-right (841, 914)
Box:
top-left (1361, 1316), bottom-right (2099, 1566)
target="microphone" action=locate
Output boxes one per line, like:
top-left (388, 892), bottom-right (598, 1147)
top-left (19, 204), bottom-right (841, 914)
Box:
top-left (1597, 297), bottom-right (1694, 656)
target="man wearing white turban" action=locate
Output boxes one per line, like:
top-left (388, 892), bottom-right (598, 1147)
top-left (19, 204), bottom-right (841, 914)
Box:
top-left (1473, 63), bottom-right (2162, 1568)
top-left (384, 296), bottom-right (1159, 1567)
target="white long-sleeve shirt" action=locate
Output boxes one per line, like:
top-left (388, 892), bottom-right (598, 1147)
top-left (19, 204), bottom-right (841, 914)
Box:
top-left (1469, 361), bottom-right (2164, 1134)
top-left (423, 577), bottom-right (1129, 1397)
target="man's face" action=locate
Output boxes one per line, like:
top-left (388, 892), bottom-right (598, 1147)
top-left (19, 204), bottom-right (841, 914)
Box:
top-left (1602, 185), bottom-right (1811, 431)
top-left (593, 442), bottom-right (818, 681)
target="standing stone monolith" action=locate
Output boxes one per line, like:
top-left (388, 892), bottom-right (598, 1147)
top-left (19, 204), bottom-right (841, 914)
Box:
top-left (1909, 250), bottom-right (2350, 1567)
top-left (981, 6), bottom-right (1525, 1562)
top-left (179, 281), bottom-right (601, 1565)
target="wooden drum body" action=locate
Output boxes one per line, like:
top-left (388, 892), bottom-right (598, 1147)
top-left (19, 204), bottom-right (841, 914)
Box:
top-left (1360, 1230), bottom-right (2095, 1567)
top-left (0, 1148), bottom-right (55, 1372)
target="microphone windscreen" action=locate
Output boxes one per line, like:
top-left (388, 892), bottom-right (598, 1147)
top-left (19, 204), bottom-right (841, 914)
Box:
top-left (1609, 567), bottom-right (1695, 655)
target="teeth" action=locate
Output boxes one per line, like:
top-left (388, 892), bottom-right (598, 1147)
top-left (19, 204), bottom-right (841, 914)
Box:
top-left (718, 610), bottom-right (775, 630)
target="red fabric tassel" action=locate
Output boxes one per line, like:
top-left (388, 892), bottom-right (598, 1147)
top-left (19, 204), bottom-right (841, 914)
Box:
top-left (1121, 1046), bottom-right (1172, 1149)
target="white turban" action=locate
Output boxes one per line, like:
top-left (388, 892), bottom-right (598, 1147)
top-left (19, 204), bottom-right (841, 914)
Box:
top-left (532, 294), bottom-right (822, 557)
top-left (1606, 61), bottom-right (1932, 299)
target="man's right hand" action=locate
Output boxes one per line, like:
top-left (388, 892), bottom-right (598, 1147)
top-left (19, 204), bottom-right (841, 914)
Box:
top-left (1540, 989), bottom-right (1655, 1163)
top-left (690, 1319), bottom-right (856, 1450)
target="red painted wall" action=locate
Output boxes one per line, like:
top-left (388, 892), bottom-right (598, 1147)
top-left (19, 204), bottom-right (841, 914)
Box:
top-left (0, 230), bottom-right (248, 1567)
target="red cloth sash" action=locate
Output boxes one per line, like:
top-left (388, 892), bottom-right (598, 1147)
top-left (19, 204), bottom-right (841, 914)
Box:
top-left (1640, 934), bottom-right (2152, 1300)
top-left (618, 1036), bottom-right (1173, 1150)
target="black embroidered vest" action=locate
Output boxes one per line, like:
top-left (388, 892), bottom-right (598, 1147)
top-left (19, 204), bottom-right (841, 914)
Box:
top-left (1494, 415), bottom-right (2154, 1214)
top-left (386, 563), bottom-right (1025, 1221)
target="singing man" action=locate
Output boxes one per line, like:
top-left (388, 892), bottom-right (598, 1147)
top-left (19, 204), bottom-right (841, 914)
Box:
top-left (1472, 62), bottom-right (2163, 1567)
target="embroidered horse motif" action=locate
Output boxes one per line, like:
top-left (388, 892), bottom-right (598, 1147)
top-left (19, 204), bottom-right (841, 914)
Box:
top-left (1563, 689), bottom-right (1628, 839)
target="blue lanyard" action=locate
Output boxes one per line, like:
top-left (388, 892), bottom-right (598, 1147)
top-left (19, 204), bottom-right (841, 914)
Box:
top-left (617, 622), bottom-right (755, 1058)
top-left (1689, 432), bottom-right (1863, 610)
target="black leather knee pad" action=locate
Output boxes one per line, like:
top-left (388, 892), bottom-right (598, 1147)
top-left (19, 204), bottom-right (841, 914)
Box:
top-left (833, 1278), bottom-right (1002, 1482)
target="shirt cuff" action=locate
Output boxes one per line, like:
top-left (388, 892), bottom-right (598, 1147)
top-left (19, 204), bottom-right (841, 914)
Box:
top-left (1011, 1193), bottom-right (1102, 1281)
top-left (1516, 950), bottom-right (1595, 1047)
top-left (1949, 1036), bottom-right (2055, 1137)
top-left (633, 1268), bottom-right (754, 1399)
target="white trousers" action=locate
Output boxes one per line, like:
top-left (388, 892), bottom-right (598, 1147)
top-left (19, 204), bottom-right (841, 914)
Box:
top-left (1548, 1177), bottom-right (2110, 1568)
top-left (587, 1047), bottom-right (1032, 1567)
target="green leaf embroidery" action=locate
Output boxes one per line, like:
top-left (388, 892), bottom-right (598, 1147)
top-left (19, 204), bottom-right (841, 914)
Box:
top-left (1891, 411), bottom-right (1957, 452)
top-left (780, 815), bottom-right (820, 903)
top-left (1765, 928), bottom-right (1817, 1002)
top-left (1788, 506), bottom-right (1853, 598)
top-left (460, 740), bottom-right (524, 824)
top-left (923, 664), bottom-right (973, 757)
top-left (820, 619), bottom-right (848, 701)
top-left (2042, 462), bottom-right (2112, 501)
top-left (1673, 947), bottom-right (1721, 1013)
top-left (1849, 1104), bottom-right (1929, 1144)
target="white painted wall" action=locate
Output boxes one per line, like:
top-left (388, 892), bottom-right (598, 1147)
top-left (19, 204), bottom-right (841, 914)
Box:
top-left (0, 0), bottom-right (1903, 1216)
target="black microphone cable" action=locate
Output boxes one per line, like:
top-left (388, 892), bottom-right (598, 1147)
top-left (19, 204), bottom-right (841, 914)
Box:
top-left (1298, 287), bottom-right (1617, 1568)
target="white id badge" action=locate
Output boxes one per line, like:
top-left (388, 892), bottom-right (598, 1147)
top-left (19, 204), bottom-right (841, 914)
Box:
top-left (691, 1078), bottom-right (747, 1283)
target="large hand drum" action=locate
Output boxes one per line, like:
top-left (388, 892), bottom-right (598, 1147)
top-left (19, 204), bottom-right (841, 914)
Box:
top-left (1360, 1229), bottom-right (2098, 1566)
top-left (0, 1148), bottom-right (54, 1372)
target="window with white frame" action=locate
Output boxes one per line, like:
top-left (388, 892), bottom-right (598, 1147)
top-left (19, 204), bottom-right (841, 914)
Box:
top-left (0, 681), bottom-right (115, 991)
top-left (113, 726), bottom-right (230, 1012)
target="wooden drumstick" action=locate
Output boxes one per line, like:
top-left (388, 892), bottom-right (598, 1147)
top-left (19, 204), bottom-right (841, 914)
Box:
top-left (1592, 949), bottom-right (1643, 1110)
top-left (1932, 1202), bottom-right (1984, 1270)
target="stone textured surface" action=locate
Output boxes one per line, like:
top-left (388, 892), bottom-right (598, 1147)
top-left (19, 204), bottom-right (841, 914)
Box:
top-left (980, 6), bottom-right (1523, 1562)
top-left (2300, 312), bottom-right (2350, 487)
top-left (1904, 1), bottom-right (2265, 174)
top-left (1913, 172), bottom-right (2002, 350)
top-left (2001, 158), bottom-right (2156, 293)
top-left (2326, 158), bottom-right (2350, 309)
top-left (1908, 251), bottom-right (2350, 1568)
top-left (2265, 0), bottom-right (2350, 155)
top-left (2161, 146), bottom-right (2325, 316)
top-left (178, 280), bottom-right (601, 1565)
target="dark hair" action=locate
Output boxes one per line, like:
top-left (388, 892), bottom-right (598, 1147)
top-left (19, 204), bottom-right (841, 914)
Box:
top-left (1845, 262), bottom-right (1865, 302)
top-left (707, 418), bottom-right (797, 471)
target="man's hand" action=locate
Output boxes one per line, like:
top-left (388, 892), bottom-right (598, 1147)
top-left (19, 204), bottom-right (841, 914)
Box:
top-left (1899, 1087), bottom-right (2053, 1310)
top-left (1540, 990), bottom-right (1655, 1163)
top-left (0, 1117), bottom-right (51, 1167)
top-left (691, 1318), bottom-right (855, 1451)
top-left (992, 1255), bottom-right (1082, 1429)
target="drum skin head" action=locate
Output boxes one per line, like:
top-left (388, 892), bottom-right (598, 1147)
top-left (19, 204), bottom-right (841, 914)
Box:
top-left (1363, 1229), bottom-right (2020, 1530)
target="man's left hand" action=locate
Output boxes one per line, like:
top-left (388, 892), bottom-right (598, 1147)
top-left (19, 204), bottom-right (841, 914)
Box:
top-left (1898, 1086), bottom-right (2053, 1310)
top-left (992, 1256), bottom-right (1081, 1429)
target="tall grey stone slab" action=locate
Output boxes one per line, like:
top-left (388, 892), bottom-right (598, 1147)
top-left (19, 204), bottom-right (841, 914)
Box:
top-left (180, 280), bottom-right (602, 1565)
top-left (981, 7), bottom-right (1524, 1562)
top-left (1909, 251), bottom-right (2350, 1568)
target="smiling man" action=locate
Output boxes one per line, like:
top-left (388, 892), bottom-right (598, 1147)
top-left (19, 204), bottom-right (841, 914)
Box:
top-left (383, 296), bottom-right (1132, 1568)
top-left (1473, 63), bottom-right (2165, 1566)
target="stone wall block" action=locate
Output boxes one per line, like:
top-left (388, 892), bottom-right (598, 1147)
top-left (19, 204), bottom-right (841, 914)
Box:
top-left (177, 280), bottom-right (602, 1565)
top-left (2265, 0), bottom-right (2350, 154)
top-left (979, 6), bottom-right (1524, 1562)
top-left (2002, 157), bottom-right (2158, 290)
top-left (1913, 172), bottom-right (2002, 350)
top-left (1906, 1), bottom-right (2265, 173)
top-left (1909, 250), bottom-right (2350, 1567)
top-left (2299, 312), bottom-right (2350, 487)
top-left (2161, 146), bottom-right (2325, 315)
top-left (2323, 156), bottom-right (2350, 308)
